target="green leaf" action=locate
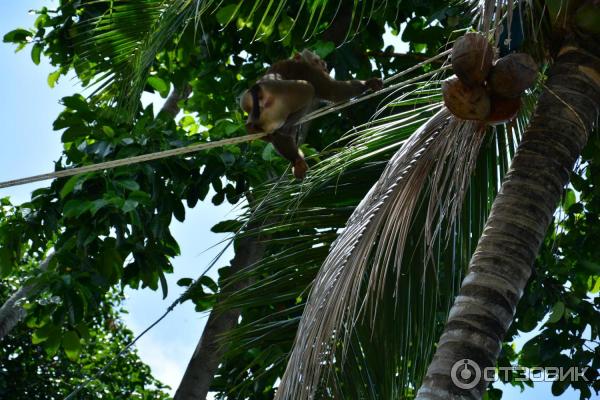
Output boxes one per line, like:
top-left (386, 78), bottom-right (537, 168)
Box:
top-left (262, 143), bottom-right (277, 161)
top-left (147, 76), bottom-right (169, 97)
top-left (278, 16), bottom-right (294, 46)
top-left (63, 199), bottom-right (92, 218)
top-left (485, 388), bottom-right (503, 400)
top-left (220, 152), bottom-right (236, 167)
top-left (214, 119), bottom-right (239, 137)
top-left (43, 329), bottom-right (61, 356)
top-left (158, 271), bottom-right (168, 299)
top-left (547, 301), bottom-right (565, 324)
top-left (3, 28), bottom-right (31, 43)
top-left (53, 112), bottom-right (79, 130)
top-left (117, 180), bottom-right (140, 191)
top-left (216, 4), bottom-right (239, 25)
top-left (177, 277), bottom-right (193, 286)
top-left (562, 189), bottom-right (576, 212)
top-left (62, 330), bottom-right (82, 361)
top-left (129, 190), bottom-right (151, 203)
top-left (31, 43), bottom-right (42, 65)
top-left (173, 200), bottom-right (185, 222)
top-left (589, 277), bottom-right (600, 293)
top-left (34, 13), bottom-right (48, 30)
top-left (312, 41), bottom-right (335, 58)
top-left (47, 70), bottom-right (61, 88)
top-left (59, 177), bottom-right (78, 199)
top-left (32, 324), bottom-right (59, 344)
top-left (62, 95), bottom-right (89, 112)
top-left (211, 178), bottom-right (222, 192)
top-left (122, 199), bottom-right (139, 213)
top-left (575, 4), bottom-right (600, 35)
top-left (90, 199), bottom-right (110, 216)
top-left (98, 239), bottom-right (123, 284)
top-left (551, 378), bottom-right (570, 396)
top-left (75, 323), bottom-right (90, 340)
top-left (0, 247), bottom-right (14, 277)
top-left (60, 174), bottom-right (88, 199)
top-left (61, 125), bottom-right (89, 142)
top-left (211, 219), bottom-right (242, 233)
top-left (102, 125), bottom-right (116, 137)
top-left (200, 276), bottom-right (218, 293)
top-left (520, 340), bottom-right (541, 365)
top-left (517, 307), bottom-right (538, 332)
top-left (402, 17), bottom-right (426, 43)
top-left (212, 192), bottom-right (224, 205)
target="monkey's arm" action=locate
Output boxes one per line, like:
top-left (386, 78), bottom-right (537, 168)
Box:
top-left (268, 124), bottom-right (309, 180)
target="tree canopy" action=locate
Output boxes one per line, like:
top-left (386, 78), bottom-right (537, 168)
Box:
top-left (1, 1), bottom-right (598, 399)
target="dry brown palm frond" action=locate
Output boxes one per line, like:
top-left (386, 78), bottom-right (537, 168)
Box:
top-left (275, 108), bottom-right (487, 399)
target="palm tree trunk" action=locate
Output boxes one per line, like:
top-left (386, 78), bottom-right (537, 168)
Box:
top-left (416, 43), bottom-right (600, 399)
top-left (174, 227), bottom-right (266, 400)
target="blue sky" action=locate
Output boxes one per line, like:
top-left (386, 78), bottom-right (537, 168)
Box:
top-left (0, 2), bottom-right (584, 399)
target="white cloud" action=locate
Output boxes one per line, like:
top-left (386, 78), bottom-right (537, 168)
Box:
top-left (136, 335), bottom-right (186, 393)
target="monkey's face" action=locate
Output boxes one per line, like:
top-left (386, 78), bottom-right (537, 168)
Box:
top-left (240, 86), bottom-right (288, 134)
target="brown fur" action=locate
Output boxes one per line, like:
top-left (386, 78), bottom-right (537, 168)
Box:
top-left (241, 51), bottom-right (383, 179)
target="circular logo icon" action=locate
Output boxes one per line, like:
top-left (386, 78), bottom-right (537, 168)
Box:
top-left (451, 359), bottom-right (481, 390)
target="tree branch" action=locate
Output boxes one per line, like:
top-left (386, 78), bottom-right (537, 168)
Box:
top-left (161, 84), bottom-right (193, 117)
top-left (0, 253), bottom-right (53, 340)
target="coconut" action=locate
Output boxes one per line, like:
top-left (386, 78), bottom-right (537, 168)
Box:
top-left (451, 32), bottom-right (494, 87)
top-left (442, 75), bottom-right (491, 121)
top-left (488, 53), bottom-right (538, 98)
top-left (486, 96), bottom-right (521, 125)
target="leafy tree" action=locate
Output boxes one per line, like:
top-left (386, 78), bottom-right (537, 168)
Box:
top-left (0, 244), bottom-right (169, 399)
top-left (1, 1), bottom-right (599, 400)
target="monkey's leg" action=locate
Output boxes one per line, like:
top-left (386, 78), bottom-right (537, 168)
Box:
top-left (316, 77), bottom-right (383, 102)
top-left (268, 59), bottom-right (382, 103)
top-left (269, 129), bottom-right (308, 180)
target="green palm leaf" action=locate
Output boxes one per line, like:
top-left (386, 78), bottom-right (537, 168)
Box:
top-left (66, 0), bottom-right (385, 118)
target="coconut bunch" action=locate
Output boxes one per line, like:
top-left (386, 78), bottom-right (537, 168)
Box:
top-left (443, 32), bottom-right (538, 125)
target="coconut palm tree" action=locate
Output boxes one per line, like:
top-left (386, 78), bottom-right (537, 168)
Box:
top-left (415, 27), bottom-right (600, 400)
top-left (269, 3), bottom-right (600, 400)
top-left (2, 1), bottom-right (598, 399)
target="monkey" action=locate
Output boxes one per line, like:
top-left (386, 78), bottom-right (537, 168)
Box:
top-left (240, 50), bottom-right (383, 179)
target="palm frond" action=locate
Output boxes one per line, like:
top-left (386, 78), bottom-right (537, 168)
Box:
top-left (68, 0), bottom-right (387, 119)
top-left (209, 2), bottom-right (545, 397)
top-left (276, 107), bottom-right (485, 399)
top-left (75, 0), bottom-right (203, 114)
top-left (212, 95), bottom-right (535, 398)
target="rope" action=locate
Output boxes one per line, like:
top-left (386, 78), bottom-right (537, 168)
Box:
top-left (0, 132), bottom-right (268, 189)
top-left (0, 49), bottom-right (450, 191)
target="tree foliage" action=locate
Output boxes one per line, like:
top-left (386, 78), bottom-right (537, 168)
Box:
top-left (0, 1), bottom-right (598, 399)
top-left (0, 261), bottom-right (169, 399)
